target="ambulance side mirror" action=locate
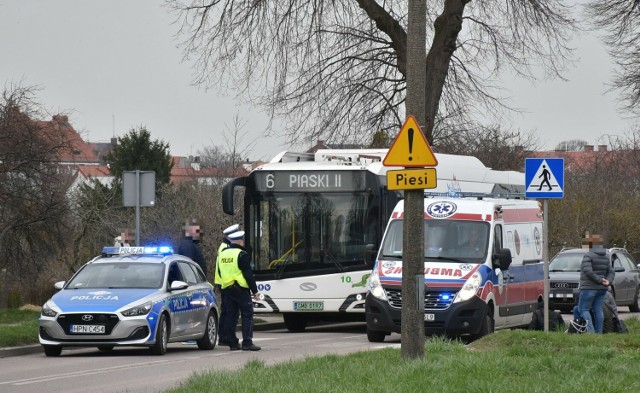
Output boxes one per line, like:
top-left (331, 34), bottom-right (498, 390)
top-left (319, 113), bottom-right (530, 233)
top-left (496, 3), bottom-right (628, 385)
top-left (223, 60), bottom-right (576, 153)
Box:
top-left (364, 244), bottom-right (376, 265)
top-left (493, 248), bottom-right (513, 270)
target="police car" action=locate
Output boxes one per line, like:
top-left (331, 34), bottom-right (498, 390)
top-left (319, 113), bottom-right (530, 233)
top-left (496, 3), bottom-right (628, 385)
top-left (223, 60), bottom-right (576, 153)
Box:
top-left (39, 245), bottom-right (219, 356)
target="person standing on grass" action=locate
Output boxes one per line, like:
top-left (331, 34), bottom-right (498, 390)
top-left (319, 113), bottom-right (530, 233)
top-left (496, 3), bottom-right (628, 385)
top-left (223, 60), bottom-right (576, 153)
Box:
top-left (578, 233), bottom-right (615, 333)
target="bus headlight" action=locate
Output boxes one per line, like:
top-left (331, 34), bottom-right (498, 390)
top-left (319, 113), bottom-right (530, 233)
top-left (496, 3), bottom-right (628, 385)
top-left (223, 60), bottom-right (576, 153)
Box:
top-left (454, 273), bottom-right (481, 303)
top-left (368, 271), bottom-right (387, 301)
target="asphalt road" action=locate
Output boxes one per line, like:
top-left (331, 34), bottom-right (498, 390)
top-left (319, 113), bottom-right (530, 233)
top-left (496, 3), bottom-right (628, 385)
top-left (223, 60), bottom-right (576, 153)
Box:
top-left (0, 321), bottom-right (397, 393)
top-left (1, 309), bottom-right (637, 393)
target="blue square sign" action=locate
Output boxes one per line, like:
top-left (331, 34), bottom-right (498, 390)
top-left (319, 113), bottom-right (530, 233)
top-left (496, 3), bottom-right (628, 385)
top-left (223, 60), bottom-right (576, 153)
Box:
top-left (525, 158), bottom-right (564, 199)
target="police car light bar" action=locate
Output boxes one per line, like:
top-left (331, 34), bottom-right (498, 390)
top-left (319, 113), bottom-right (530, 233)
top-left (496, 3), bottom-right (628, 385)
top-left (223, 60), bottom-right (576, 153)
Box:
top-left (101, 245), bottom-right (174, 256)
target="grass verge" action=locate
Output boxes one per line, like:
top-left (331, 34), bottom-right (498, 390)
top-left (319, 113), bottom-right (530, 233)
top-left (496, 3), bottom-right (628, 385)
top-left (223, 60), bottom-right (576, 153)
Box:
top-left (168, 318), bottom-right (640, 393)
top-left (0, 308), bottom-right (40, 347)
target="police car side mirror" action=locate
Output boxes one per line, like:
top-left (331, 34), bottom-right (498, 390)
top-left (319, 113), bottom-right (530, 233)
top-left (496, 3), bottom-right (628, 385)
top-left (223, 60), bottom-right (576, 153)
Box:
top-left (169, 280), bottom-right (189, 291)
top-left (493, 248), bottom-right (513, 270)
top-left (54, 281), bottom-right (65, 290)
top-left (614, 266), bottom-right (625, 273)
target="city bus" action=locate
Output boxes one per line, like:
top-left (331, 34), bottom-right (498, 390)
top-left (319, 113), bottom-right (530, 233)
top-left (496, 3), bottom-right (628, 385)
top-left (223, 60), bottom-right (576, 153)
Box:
top-left (222, 149), bottom-right (524, 331)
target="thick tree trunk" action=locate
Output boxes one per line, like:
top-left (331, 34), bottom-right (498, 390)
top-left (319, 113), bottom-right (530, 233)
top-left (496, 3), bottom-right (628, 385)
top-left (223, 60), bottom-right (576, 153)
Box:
top-left (424, 0), bottom-right (468, 144)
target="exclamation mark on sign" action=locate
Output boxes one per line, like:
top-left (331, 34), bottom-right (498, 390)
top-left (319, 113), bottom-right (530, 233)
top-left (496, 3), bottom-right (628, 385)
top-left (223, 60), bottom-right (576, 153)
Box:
top-left (408, 128), bottom-right (414, 161)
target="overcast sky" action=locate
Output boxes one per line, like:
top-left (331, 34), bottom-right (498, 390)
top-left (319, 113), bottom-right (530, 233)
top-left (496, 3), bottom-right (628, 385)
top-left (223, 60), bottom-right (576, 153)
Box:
top-left (1, 1), bottom-right (637, 161)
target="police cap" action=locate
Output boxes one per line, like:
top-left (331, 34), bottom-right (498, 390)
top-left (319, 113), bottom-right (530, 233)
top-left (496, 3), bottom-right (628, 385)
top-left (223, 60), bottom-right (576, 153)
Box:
top-left (228, 231), bottom-right (245, 241)
top-left (223, 224), bottom-right (240, 236)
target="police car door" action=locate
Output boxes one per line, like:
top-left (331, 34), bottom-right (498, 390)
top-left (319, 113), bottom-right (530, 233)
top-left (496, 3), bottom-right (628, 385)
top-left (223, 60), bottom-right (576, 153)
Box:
top-left (177, 261), bottom-right (208, 335)
top-left (166, 262), bottom-right (192, 338)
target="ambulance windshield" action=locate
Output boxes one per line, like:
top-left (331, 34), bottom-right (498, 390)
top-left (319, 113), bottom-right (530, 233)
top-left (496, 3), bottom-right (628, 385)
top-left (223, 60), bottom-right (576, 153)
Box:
top-left (379, 219), bottom-right (490, 263)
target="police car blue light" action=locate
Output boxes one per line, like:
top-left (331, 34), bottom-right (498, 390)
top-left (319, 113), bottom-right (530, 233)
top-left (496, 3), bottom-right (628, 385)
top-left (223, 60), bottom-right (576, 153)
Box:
top-left (39, 245), bottom-right (218, 357)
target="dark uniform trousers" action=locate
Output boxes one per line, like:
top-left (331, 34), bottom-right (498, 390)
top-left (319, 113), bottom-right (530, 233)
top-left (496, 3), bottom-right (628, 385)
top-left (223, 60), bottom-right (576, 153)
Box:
top-left (222, 285), bottom-right (255, 346)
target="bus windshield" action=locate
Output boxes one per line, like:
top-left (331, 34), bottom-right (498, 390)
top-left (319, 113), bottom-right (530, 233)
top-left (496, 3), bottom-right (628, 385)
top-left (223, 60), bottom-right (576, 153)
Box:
top-left (379, 219), bottom-right (490, 264)
top-left (249, 192), bottom-right (378, 276)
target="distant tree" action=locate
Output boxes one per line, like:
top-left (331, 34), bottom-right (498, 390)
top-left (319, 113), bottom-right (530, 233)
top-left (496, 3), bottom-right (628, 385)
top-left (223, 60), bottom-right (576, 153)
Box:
top-left (199, 114), bottom-right (255, 167)
top-left (169, 1), bottom-right (577, 146)
top-left (106, 127), bottom-right (174, 186)
top-left (369, 130), bottom-right (392, 149)
top-left (435, 124), bottom-right (538, 171)
top-left (0, 85), bottom-right (73, 298)
top-left (554, 139), bottom-right (588, 151)
top-left (588, 1), bottom-right (640, 115)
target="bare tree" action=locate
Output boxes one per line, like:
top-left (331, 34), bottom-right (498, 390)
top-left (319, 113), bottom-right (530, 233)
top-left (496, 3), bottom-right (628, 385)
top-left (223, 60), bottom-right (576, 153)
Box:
top-left (0, 85), bottom-right (73, 298)
top-left (436, 124), bottom-right (539, 171)
top-left (168, 1), bottom-right (576, 146)
top-left (554, 139), bottom-right (588, 151)
top-left (587, 1), bottom-right (640, 115)
top-left (200, 113), bottom-right (256, 166)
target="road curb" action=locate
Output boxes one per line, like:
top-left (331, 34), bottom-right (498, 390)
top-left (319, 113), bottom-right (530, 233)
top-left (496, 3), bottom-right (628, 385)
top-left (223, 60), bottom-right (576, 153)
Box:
top-left (0, 322), bottom-right (284, 358)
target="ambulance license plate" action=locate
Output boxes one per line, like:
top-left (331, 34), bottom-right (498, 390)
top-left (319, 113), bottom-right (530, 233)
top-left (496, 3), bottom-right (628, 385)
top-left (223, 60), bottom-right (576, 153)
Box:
top-left (424, 313), bottom-right (435, 321)
top-left (293, 301), bottom-right (324, 311)
top-left (70, 324), bottom-right (106, 334)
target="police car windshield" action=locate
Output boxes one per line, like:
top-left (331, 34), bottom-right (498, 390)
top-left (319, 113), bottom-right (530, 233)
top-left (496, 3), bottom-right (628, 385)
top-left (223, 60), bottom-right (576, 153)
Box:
top-left (67, 262), bottom-right (165, 289)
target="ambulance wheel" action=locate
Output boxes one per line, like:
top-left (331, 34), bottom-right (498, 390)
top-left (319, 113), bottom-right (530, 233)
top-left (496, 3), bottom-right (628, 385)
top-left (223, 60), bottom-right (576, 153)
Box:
top-left (97, 345), bottom-right (114, 351)
top-left (150, 313), bottom-right (169, 355)
top-left (476, 312), bottom-right (495, 340)
top-left (366, 328), bottom-right (386, 343)
top-left (43, 345), bottom-right (62, 357)
top-left (629, 287), bottom-right (640, 312)
top-left (197, 310), bottom-right (217, 350)
top-left (283, 313), bottom-right (307, 332)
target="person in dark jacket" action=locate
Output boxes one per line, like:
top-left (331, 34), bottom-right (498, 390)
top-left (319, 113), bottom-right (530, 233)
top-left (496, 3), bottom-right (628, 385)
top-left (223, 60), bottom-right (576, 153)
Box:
top-left (177, 219), bottom-right (206, 276)
top-left (528, 300), bottom-right (565, 331)
top-left (218, 231), bottom-right (261, 351)
top-left (578, 233), bottom-right (615, 333)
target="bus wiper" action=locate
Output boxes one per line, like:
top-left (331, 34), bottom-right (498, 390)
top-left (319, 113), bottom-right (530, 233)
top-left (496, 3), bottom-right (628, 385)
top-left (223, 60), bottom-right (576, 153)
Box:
top-left (269, 240), bottom-right (303, 269)
top-left (381, 254), bottom-right (403, 259)
top-left (426, 256), bottom-right (465, 263)
top-left (322, 249), bottom-right (344, 272)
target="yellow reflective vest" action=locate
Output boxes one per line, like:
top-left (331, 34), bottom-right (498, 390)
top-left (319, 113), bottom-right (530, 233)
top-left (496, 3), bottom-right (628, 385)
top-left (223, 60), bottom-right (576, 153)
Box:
top-left (214, 242), bottom-right (228, 285)
top-left (217, 247), bottom-right (249, 289)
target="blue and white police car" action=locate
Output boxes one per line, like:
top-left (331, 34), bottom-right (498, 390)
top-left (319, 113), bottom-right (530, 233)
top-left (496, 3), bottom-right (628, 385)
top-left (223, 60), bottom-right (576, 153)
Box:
top-left (39, 245), bottom-right (219, 356)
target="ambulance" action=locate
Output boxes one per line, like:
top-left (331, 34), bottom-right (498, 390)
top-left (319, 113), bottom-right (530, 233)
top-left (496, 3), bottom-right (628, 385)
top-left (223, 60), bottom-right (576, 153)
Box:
top-left (365, 194), bottom-right (544, 342)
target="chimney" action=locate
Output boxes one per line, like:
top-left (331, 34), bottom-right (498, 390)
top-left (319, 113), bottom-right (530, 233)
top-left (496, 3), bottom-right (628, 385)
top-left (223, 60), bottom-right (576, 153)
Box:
top-left (111, 137), bottom-right (118, 146)
top-left (584, 145), bottom-right (594, 152)
top-left (598, 145), bottom-right (607, 152)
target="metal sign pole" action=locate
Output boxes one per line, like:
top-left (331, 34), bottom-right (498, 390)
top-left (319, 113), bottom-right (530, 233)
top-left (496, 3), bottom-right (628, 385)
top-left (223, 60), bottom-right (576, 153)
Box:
top-left (135, 170), bottom-right (141, 245)
top-left (543, 199), bottom-right (549, 332)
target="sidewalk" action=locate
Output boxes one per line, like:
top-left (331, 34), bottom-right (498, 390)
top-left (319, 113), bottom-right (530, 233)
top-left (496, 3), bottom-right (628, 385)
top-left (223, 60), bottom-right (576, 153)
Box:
top-left (0, 315), bottom-right (285, 358)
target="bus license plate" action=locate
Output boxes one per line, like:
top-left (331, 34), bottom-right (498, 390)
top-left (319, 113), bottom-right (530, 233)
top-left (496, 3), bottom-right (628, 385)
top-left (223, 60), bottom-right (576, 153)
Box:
top-left (293, 301), bottom-right (324, 311)
top-left (70, 324), bottom-right (106, 334)
top-left (424, 313), bottom-right (435, 321)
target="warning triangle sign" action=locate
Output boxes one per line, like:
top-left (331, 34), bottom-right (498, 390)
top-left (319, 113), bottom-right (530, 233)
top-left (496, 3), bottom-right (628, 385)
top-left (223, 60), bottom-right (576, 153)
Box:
top-left (526, 159), bottom-right (564, 194)
top-left (383, 115), bottom-right (438, 167)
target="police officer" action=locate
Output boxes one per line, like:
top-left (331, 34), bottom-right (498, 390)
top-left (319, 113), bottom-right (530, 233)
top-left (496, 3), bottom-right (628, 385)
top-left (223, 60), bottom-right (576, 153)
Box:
top-left (215, 224), bottom-right (239, 346)
top-left (218, 231), bottom-right (261, 351)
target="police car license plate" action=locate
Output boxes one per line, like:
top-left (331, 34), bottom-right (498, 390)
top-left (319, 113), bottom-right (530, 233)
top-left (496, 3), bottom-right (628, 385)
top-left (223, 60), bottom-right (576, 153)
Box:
top-left (424, 313), bottom-right (435, 321)
top-left (293, 301), bottom-right (324, 311)
top-left (70, 324), bottom-right (106, 334)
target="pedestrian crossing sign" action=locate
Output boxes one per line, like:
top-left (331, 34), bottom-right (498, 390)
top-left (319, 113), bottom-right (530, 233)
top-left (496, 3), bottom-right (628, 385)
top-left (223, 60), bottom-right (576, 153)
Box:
top-left (525, 158), bottom-right (564, 198)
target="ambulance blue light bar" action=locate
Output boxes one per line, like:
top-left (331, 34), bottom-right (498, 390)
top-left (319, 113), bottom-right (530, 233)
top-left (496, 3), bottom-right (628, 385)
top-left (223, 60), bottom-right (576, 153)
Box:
top-left (101, 245), bottom-right (174, 256)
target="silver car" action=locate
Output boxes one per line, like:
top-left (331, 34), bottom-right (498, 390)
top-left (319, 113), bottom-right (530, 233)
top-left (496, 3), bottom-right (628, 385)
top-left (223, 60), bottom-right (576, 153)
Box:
top-left (39, 246), bottom-right (219, 356)
top-left (548, 247), bottom-right (640, 312)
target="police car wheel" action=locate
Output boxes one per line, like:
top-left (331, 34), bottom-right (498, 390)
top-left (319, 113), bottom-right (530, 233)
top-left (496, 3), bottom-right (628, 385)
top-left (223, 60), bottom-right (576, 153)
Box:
top-left (150, 313), bottom-right (169, 355)
top-left (197, 310), bottom-right (217, 350)
top-left (43, 345), bottom-right (62, 357)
